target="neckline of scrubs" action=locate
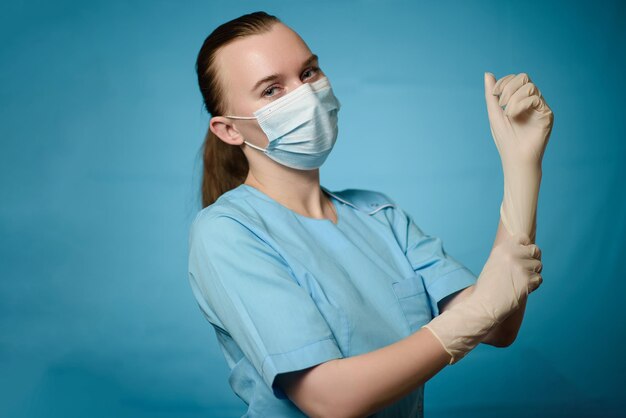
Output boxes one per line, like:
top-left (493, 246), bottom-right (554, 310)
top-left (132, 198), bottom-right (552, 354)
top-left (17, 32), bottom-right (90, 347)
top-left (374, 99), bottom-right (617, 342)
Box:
top-left (239, 184), bottom-right (341, 226)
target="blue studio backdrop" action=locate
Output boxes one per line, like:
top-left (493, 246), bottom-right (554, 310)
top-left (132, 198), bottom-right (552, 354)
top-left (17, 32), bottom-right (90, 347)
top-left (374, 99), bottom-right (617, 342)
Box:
top-left (1, 1), bottom-right (624, 417)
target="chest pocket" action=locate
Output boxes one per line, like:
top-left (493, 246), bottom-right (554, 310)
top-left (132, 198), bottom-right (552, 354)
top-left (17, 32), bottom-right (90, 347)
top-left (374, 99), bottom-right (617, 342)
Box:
top-left (392, 273), bottom-right (432, 333)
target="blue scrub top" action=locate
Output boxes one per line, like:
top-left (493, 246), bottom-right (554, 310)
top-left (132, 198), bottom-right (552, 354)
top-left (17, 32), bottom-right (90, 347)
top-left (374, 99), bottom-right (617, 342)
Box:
top-left (187, 183), bottom-right (477, 417)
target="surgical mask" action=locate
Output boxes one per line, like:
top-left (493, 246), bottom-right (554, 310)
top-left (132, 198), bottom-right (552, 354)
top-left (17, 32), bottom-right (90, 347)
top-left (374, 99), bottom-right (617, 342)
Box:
top-left (222, 76), bottom-right (341, 170)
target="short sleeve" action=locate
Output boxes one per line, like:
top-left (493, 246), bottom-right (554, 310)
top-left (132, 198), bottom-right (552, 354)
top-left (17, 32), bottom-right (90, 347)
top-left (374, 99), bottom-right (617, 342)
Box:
top-left (389, 206), bottom-right (478, 317)
top-left (187, 213), bottom-right (344, 398)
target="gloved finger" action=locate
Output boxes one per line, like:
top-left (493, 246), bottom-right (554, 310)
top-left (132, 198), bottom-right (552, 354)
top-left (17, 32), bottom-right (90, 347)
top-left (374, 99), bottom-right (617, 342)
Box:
top-left (537, 94), bottom-right (554, 117)
top-left (506, 94), bottom-right (541, 119)
top-left (518, 257), bottom-right (542, 273)
top-left (528, 244), bottom-right (542, 260)
top-left (528, 273), bottom-right (543, 293)
top-left (484, 72), bottom-right (507, 131)
top-left (519, 243), bottom-right (541, 260)
top-left (499, 73), bottom-right (531, 108)
top-left (492, 73), bottom-right (516, 96)
top-left (528, 83), bottom-right (554, 119)
top-left (504, 81), bottom-right (537, 113)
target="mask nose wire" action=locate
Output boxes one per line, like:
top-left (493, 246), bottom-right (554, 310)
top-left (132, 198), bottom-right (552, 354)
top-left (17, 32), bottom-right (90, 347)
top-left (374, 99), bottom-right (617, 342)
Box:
top-left (223, 78), bottom-right (325, 120)
top-left (222, 115), bottom-right (256, 120)
top-left (222, 77), bottom-right (328, 119)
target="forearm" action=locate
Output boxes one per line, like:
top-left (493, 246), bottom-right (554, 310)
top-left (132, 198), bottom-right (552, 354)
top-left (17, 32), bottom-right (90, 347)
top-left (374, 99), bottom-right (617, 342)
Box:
top-left (295, 328), bottom-right (451, 418)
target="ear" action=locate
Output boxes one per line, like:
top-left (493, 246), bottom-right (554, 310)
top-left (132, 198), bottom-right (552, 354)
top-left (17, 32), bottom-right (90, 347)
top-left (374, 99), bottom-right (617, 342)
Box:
top-left (209, 116), bottom-right (245, 145)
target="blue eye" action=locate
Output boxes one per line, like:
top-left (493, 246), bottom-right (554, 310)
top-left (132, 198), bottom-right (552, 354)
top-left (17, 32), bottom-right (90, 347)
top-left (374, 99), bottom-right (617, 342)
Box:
top-left (262, 86), bottom-right (278, 97)
top-left (303, 66), bottom-right (320, 80)
top-left (262, 66), bottom-right (321, 98)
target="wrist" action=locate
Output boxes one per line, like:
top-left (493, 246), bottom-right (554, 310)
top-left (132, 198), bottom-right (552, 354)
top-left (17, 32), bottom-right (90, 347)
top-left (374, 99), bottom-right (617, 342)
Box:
top-left (423, 295), bottom-right (500, 365)
top-left (502, 159), bottom-right (543, 179)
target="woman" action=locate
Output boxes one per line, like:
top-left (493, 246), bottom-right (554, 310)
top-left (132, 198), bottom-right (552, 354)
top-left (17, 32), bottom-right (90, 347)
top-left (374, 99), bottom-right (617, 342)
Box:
top-left (188, 11), bottom-right (553, 418)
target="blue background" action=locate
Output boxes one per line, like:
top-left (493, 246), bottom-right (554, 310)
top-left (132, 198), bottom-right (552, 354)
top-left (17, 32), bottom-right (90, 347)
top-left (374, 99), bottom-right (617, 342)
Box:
top-left (1, 1), bottom-right (624, 417)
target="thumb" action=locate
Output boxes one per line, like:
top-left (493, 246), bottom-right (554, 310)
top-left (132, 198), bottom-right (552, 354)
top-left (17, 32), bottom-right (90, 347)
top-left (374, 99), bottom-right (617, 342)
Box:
top-left (484, 72), bottom-right (504, 128)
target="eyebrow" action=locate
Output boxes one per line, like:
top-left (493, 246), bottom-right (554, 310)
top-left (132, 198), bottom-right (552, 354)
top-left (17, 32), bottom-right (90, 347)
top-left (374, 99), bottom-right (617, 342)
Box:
top-left (251, 53), bottom-right (319, 93)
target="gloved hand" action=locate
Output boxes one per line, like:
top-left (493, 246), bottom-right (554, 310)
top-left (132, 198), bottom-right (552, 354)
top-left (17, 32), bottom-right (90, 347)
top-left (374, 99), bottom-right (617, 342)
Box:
top-left (422, 232), bottom-right (543, 365)
top-left (484, 72), bottom-right (554, 239)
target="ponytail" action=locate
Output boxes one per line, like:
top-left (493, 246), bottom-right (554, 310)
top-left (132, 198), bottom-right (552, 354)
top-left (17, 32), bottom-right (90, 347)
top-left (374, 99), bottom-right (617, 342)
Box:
top-left (195, 11), bottom-right (281, 207)
top-left (200, 128), bottom-right (248, 208)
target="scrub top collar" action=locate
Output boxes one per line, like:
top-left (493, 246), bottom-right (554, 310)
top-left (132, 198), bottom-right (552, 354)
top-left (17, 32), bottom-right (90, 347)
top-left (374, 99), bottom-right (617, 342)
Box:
top-left (320, 185), bottom-right (396, 216)
top-left (238, 183), bottom-right (395, 216)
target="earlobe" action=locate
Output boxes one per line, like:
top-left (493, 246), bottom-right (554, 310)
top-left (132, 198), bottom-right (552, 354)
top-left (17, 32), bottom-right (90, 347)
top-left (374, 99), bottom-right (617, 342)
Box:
top-left (209, 116), bottom-right (244, 145)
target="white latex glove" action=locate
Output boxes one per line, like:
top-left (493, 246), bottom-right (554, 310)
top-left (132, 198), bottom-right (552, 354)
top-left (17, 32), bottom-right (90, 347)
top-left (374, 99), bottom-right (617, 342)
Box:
top-left (484, 72), bottom-right (554, 239)
top-left (422, 232), bottom-right (543, 365)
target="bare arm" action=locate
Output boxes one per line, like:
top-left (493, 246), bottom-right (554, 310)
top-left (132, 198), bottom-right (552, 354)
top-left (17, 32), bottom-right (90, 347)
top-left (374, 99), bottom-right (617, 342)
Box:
top-left (277, 326), bottom-right (452, 418)
top-left (439, 216), bottom-right (531, 346)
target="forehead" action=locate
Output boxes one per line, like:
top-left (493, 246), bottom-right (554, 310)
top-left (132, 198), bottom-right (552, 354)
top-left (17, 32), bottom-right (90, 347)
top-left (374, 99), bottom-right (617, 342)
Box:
top-left (216, 23), bottom-right (313, 93)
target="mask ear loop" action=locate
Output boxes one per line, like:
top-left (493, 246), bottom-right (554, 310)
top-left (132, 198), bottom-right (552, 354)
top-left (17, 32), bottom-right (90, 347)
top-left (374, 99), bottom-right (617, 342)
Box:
top-left (241, 140), bottom-right (267, 153)
top-left (218, 115), bottom-right (268, 152)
